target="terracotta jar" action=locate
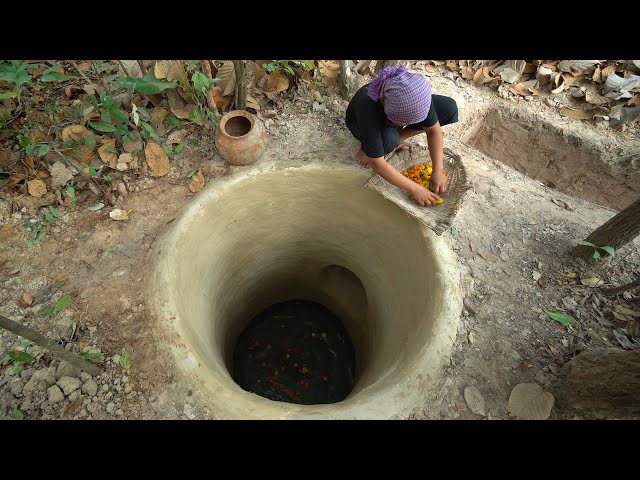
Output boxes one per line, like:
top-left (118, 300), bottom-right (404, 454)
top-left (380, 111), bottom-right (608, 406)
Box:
top-left (214, 110), bottom-right (267, 166)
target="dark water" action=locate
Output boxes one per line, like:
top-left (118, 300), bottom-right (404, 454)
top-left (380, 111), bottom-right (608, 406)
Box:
top-left (232, 300), bottom-right (356, 405)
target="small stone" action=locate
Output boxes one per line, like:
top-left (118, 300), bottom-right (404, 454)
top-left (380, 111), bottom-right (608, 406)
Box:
top-left (47, 385), bottom-right (65, 403)
top-left (87, 402), bottom-right (100, 414)
top-left (122, 376), bottom-right (128, 383)
top-left (105, 391), bottom-right (113, 400)
top-left (561, 338), bottom-right (569, 348)
top-left (56, 361), bottom-right (81, 380)
top-left (125, 385), bottom-right (132, 394)
top-left (468, 333), bottom-right (475, 344)
top-left (77, 409), bottom-right (87, 418)
top-left (23, 368), bottom-right (56, 394)
top-left (82, 379), bottom-right (98, 397)
top-left (115, 409), bottom-right (124, 417)
top-left (106, 402), bottom-right (116, 414)
top-left (10, 381), bottom-right (23, 396)
top-left (101, 383), bottom-right (109, 392)
top-left (80, 372), bottom-right (92, 382)
top-left (68, 390), bottom-right (81, 402)
top-left (464, 386), bottom-right (487, 416)
top-left (56, 376), bottom-right (82, 396)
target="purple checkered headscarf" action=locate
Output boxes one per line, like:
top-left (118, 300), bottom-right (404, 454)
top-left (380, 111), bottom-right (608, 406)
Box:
top-left (367, 65), bottom-right (432, 125)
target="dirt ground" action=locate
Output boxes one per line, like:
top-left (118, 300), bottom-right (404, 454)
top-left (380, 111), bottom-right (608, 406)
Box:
top-left (1, 63), bottom-right (639, 420)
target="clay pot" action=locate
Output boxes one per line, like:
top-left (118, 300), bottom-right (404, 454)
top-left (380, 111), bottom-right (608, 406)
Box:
top-left (215, 110), bottom-right (267, 166)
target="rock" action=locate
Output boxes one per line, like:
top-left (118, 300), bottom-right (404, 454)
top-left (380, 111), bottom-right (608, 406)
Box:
top-left (23, 368), bottom-right (56, 394)
top-left (555, 348), bottom-right (640, 419)
top-left (115, 409), bottom-right (124, 417)
top-left (47, 385), bottom-right (64, 403)
top-left (20, 397), bottom-right (33, 412)
top-left (56, 361), bottom-right (81, 380)
top-left (80, 372), bottom-right (92, 382)
top-left (10, 381), bottom-right (23, 396)
top-left (106, 402), bottom-right (116, 414)
top-left (122, 376), bottom-right (128, 383)
top-left (468, 332), bottom-right (475, 344)
top-left (68, 390), bottom-right (80, 402)
top-left (87, 402), bottom-right (100, 414)
top-left (101, 383), bottom-right (109, 392)
top-left (77, 409), bottom-right (87, 418)
top-left (56, 376), bottom-right (82, 396)
top-left (82, 379), bottom-right (98, 397)
top-left (124, 385), bottom-right (132, 394)
top-left (0, 393), bottom-right (15, 415)
top-left (464, 386), bottom-right (486, 416)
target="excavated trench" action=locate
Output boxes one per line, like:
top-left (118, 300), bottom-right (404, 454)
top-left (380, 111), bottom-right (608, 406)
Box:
top-left (148, 164), bottom-right (462, 419)
top-left (464, 108), bottom-right (640, 211)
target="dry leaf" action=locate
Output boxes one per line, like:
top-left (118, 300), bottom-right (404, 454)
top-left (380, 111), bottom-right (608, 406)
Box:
top-left (496, 66), bottom-right (521, 84)
top-left (318, 60), bottom-right (340, 87)
top-left (508, 383), bottom-right (554, 420)
top-left (166, 129), bottom-right (188, 145)
top-left (61, 125), bottom-right (93, 143)
top-left (473, 67), bottom-right (488, 85)
top-left (615, 306), bottom-right (639, 318)
top-left (210, 87), bottom-right (231, 111)
top-left (98, 139), bottom-right (118, 167)
top-left (67, 144), bottom-right (96, 164)
top-left (215, 61), bottom-right (237, 97)
top-left (264, 71), bottom-right (289, 99)
top-left (170, 104), bottom-right (195, 120)
top-left (165, 89), bottom-right (186, 110)
top-left (628, 96), bottom-right (640, 107)
top-left (27, 179), bottom-right (47, 197)
top-left (154, 60), bottom-right (185, 82)
top-left (460, 66), bottom-right (473, 80)
top-left (49, 161), bottom-right (73, 188)
top-left (246, 94), bottom-right (260, 111)
top-left (446, 60), bottom-right (458, 72)
top-left (601, 64), bottom-right (617, 81)
top-left (581, 277), bottom-right (602, 287)
top-left (145, 140), bottom-right (170, 177)
top-left (585, 88), bottom-right (612, 105)
top-left (536, 66), bottom-right (553, 86)
top-left (558, 60), bottom-right (599, 74)
top-left (119, 60), bottom-right (143, 78)
top-left (123, 132), bottom-right (143, 153)
top-left (109, 208), bottom-right (128, 221)
top-left (559, 107), bottom-right (594, 121)
top-left (592, 65), bottom-right (602, 83)
top-left (150, 107), bottom-right (169, 136)
top-left (505, 60), bottom-right (527, 74)
top-left (17, 292), bottom-right (33, 308)
top-left (189, 170), bottom-right (205, 193)
top-left (430, 60), bottom-right (446, 66)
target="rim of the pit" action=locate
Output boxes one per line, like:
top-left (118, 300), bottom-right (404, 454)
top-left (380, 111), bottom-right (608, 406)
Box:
top-left (219, 110), bottom-right (256, 140)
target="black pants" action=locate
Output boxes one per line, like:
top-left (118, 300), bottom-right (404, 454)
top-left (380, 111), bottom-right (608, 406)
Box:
top-left (347, 94), bottom-right (459, 156)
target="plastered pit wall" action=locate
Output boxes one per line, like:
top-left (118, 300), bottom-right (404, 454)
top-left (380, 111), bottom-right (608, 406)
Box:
top-left (147, 163), bottom-right (463, 419)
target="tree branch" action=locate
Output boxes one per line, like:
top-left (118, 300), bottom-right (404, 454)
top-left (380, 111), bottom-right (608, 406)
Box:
top-left (0, 314), bottom-right (100, 376)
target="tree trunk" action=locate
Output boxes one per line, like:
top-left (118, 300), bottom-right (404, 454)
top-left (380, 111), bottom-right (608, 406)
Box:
top-left (572, 197), bottom-right (640, 260)
top-left (233, 60), bottom-right (246, 111)
top-left (0, 314), bottom-right (100, 376)
top-left (554, 348), bottom-right (640, 419)
top-left (339, 60), bottom-right (350, 100)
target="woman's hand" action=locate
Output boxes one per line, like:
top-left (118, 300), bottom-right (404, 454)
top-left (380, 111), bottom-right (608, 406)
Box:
top-left (429, 168), bottom-right (449, 194)
top-left (410, 183), bottom-right (441, 207)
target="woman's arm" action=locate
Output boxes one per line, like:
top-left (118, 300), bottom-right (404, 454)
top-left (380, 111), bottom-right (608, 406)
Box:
top-left (357, 149), bottom-right (441, 207)
top-left (423, 122), bottom-right (448, 194)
